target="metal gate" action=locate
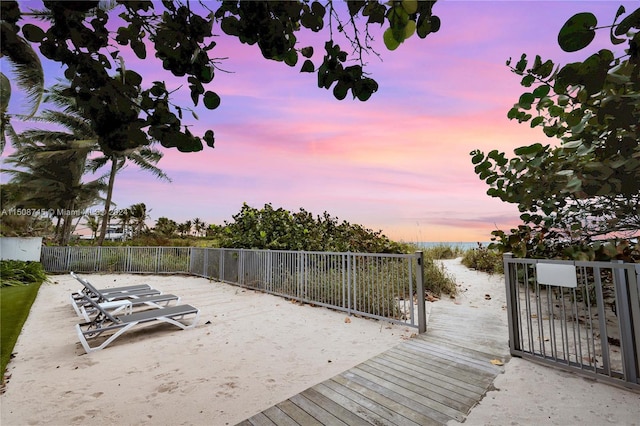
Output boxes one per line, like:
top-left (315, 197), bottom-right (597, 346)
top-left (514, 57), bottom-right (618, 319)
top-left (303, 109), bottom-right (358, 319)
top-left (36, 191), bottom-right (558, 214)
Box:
top-left (504, 254), bottom-right (640, 390)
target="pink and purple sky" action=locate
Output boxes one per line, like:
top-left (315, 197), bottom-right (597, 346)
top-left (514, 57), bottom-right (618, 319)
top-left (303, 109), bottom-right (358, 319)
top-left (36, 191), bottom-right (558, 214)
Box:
top-left (2, 1), bottom-right (636, 242)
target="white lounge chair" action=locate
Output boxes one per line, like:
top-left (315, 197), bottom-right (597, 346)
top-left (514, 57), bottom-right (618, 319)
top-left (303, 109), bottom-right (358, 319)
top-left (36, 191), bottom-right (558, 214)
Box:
top-left (76, 295), bottom-right (200, 353)
top-left (76, 292), bottom-right (182, 322)
top-left (71, 271), bottom-right (154, 296)
top-left (70, 272), bottom-right (162, 317)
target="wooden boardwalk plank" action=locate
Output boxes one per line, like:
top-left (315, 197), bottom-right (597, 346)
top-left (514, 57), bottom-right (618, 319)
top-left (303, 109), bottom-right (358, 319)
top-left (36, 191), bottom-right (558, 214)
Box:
top-left (275, 400), bottom-right (323, 426)
top-left (385, 347), bottom-right (493, 389)
top-left (312, 381), bottom-right (403, 426)
top-left (375, 351), bottom-right (489, 395)
top-left (300, 387), bottom-right (372, 426)
top-left (332, 373), bottom-right (439, 425)
top-left (398, 343), bottom-right (498, 378)
top-left (321, 379), bottom-right (421, 426)
top-left (360, 360), bottom-right (476, 411)
top-left (412, 334), bottom-right (507, 361)
top-left (367, 355), bottom-right (484, 402)
top-left (340, 370), bottom-right (458, 424)
top-left (348, 366), bottom-right (466, 422)
top-left (401, 340), bottom-right (503, 376)
top-left (288, 393), bottom-right (349, 425)
top-left (245, 412), bottom-right (277, 426)
top-left (262, 407), bottom-right (298, 426)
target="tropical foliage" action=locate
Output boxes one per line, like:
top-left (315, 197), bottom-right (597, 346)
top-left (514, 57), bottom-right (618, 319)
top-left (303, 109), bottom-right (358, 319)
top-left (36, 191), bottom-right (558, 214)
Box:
top-left (461, 245), bottom-right (504, 274)
top-left (212, 203), bottom-right (409, 253)
top-left (1, 0), bottom-right (440, 155)
top-left (1, 86), bottom-right (104, 244)
top-left (471, 6), bottom-right (639, 261)
top-left (2, 84), bottom-right (169, 245)
top-left (0, 11), bottom-right (44, 151)
top-left (0, 260), bottom-right (48, 287)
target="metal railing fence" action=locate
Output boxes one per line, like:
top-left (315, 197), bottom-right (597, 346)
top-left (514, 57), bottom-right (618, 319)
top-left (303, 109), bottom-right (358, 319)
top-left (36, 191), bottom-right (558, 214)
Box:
top-left (41, 246), bottom-right (192, 274)
top-left (504, 254), bottom-right (640, 390)
top-left (41, 246), bottom-right (426, 331)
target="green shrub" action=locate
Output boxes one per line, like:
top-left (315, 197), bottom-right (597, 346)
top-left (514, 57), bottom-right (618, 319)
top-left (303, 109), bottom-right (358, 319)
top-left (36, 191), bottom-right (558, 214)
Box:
top-left (461, 245), bottom-right (504, 274)
top-left (424, 257), bottom-right (458, 295)
top-left (0, 260), bottom-right (48, 287)
top-left (421, 244), bottom-right (465, 260)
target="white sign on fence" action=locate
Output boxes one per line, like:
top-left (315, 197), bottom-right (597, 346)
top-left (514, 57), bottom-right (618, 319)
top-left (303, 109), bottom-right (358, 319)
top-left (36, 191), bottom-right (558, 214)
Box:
top-left (535, 262), bottom-right (577, 288)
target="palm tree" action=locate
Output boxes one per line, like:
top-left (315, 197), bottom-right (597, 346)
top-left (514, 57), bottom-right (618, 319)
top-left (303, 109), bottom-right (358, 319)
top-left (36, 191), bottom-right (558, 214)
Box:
top-left (92, 148), bottom-right (170, 245)
top-left (117, 208), bottom-right (132, 240)
top-left (3, 145), bottom-right (104, 244)
top-left (84, 214), bottom-right (101, 239)
top-left (177, 220), bottom-right (192, 238)
top-left (154, 217), bottom-right (177, 238)
top-left (129, 203), bottom-right (149, 237)
top-left (24, 82), bottom-right (170, 246)
top-left (0, 18), bottom-right (45, 151)
top-left (192, 217), bottom-right (206, 237)
top-left (2, 84), bottom-right (105, 244)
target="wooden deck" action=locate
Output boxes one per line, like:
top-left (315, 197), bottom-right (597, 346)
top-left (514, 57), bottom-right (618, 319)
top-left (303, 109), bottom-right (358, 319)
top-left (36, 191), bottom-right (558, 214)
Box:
top-left (238, 295), bottom-right (511, 426)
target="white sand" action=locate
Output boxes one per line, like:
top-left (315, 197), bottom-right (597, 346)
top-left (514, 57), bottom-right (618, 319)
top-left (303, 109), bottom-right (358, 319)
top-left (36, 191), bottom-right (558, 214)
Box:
top-left (0, 273), bottom-right (413, 425)
top-left (2, 262), bottom-right (639, 426)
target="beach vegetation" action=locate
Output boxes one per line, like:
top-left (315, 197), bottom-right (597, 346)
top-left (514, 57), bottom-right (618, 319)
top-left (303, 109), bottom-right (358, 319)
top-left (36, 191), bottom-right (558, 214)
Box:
top-left (0, 260), bottom-right (47, 287)
top-left (1, 84), bottom-right (169, 246)
top-left (461, 245), bottom-right (504, 274)
top-left (212, 203), bottom-right (410, 254)
top-left (419, 243), bottom-right (465, 260)
top-left (1, 1), bottom-right (440, 155)
top-left (1, 84), bottom-right (105, 245)
top-left (423, 256), bottom-right (457, 295)
top-left (471, 6), bottom-right (639, 261)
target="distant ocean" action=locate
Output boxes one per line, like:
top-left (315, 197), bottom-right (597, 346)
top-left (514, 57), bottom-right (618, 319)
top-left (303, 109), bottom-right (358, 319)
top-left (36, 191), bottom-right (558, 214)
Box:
top-left (415, 242), bottom-right (492, 251)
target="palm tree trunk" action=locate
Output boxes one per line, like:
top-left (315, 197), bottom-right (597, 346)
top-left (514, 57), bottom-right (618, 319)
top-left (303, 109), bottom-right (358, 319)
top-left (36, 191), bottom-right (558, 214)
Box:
top-left (59, 198), bottom-right (76, 245)
top-left (54, 216), bottom-right (62, 242)
top-left (96, 156), bottom-right (120, 246)
top-left (59, 213), bottom-right (74, 245)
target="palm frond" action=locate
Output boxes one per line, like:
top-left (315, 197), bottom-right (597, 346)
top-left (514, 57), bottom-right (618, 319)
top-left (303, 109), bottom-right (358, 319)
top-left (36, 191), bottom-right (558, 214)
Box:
top-left (85, 155), bottom-right (110, 173)
top-left (127, 148), bottom-right (172, 182)
top-left (0, 22), bottom-right (44, 118)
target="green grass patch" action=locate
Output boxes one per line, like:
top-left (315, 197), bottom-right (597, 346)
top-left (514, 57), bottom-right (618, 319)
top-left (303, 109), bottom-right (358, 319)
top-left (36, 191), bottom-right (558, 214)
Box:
top-left (1, 281), bottom-right (43, 383)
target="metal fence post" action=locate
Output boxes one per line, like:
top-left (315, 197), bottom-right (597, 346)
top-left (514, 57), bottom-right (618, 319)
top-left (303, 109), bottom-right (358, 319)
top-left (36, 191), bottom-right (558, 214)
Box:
top-left (93, 246), bottom-right (102, 272)
top-left (503, 253), bottom-right (519, 354)
top-left (203, 248), bottom-right (209, 277)
top-left (349, 252), bottom-right (356, 313)
top-left (612, 261), bottom-right (639, 384)
top-left (633, 264), bottom-right (640, 384)
top-left (239, 249), bottom-right (245, 285)
top-left (416, 251), bottom-right (426, 333)
top-left (219, 249), bottom-right (224, 282)
top-left (65, 246), bottom-right (71, 271)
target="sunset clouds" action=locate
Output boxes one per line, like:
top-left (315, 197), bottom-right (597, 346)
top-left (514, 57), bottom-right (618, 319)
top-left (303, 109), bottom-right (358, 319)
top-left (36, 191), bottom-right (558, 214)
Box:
top-left (3, 1), bottom-right (635, 242)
